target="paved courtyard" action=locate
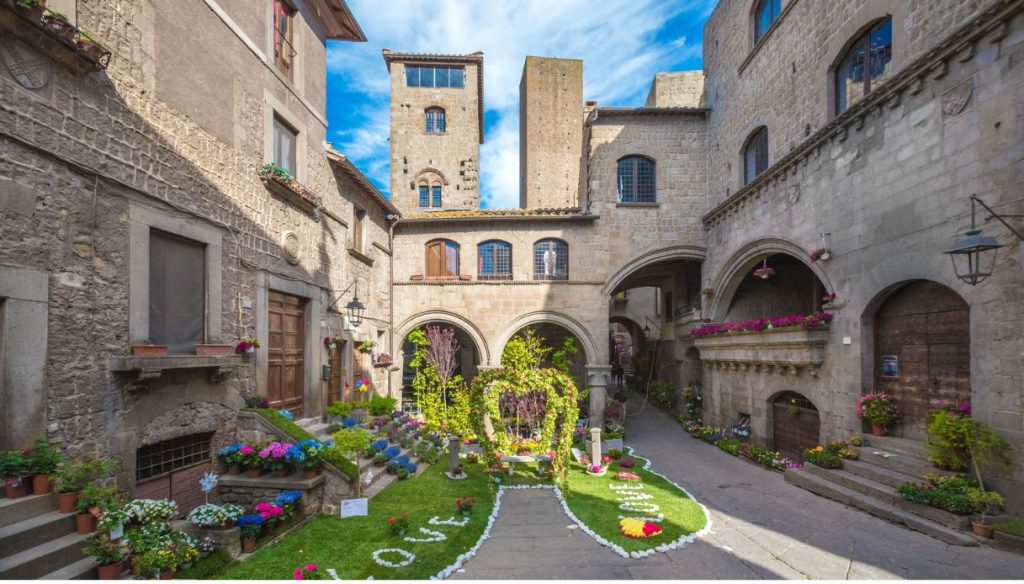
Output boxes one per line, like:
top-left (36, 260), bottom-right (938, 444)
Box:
top-left (455, 401), bottom-right (1024, 579)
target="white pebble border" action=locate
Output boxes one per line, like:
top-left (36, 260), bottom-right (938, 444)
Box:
top-left (404, 527), bottom-right (448, 543)
top-left (372, 548), bottom-right (416, 568)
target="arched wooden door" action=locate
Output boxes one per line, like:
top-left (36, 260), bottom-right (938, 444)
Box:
top-left (772, 392), bottom-right (820, 461)
top-left (873, 281), bottom-right (970, 440)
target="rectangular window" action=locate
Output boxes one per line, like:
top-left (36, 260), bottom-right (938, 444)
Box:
top-left (405, 66), bottom-right (465, 88)
top-left (273, 114), bottom-right (298, 176)
top-left (272, 0), bottom-right (296, 80)
top-left (431, 186), bottom-right (442, 207)
top-left (136, 433), bottom-right (213, 482)
top-left (149, 229), bottom-right (206, 353)
top-left (353, 208), bottom-right (366, 253)
top-left (419, 185), bottom-right (430, 208)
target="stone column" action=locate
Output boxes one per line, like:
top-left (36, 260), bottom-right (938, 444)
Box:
top-left (586, 365), bottom-right (611, 430)
top-left (589, 427), bottom-right (602, 464)
top-left (448, 436), bottom-right (461, 475)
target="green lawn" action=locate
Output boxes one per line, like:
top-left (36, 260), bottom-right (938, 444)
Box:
top-left (995, 519), bottom-right (1024, 537)
top-left (563, 454), bottom-right (709, 554)
top-left (217, 460), bottom-right (494, 580)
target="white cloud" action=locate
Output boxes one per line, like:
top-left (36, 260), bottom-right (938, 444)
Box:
top-left (327, 0), bottom-right (712, 208)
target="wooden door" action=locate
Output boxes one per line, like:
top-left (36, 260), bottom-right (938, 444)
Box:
top-left (772, 393), bottom-right (820, 461)
top-left (133, 433), bottom-right (212, 516)
top-left (874, 281), bottom-right (970, 440)
top-left (328, 341), bottom-right (348, 405)
top-left (268, 291), bottom-right (307, 416)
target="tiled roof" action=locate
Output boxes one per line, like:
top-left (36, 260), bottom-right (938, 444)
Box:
top-left (589, 106), bottom-right (710, 119)
top-left (400, 207), bottom-right (597, 223)
top-left (382, 49), bottom-right (485, 144)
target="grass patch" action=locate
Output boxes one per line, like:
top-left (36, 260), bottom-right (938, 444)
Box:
top-left (176, 549), bottom-right (233, 579)
top-left (215, 460), bottom-right (494, 580)
top-left (563, 454), bottom-right (707, 553)
top-left (995, 519), bottom-right (1024, 537)
top-left (244, 408), bottom-right (358, 480)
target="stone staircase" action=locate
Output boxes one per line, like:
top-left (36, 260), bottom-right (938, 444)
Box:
top-left (295, 416), bottom-right (435, 500)
top-left (0, 493), bottom-right (97, 579)
top-left (786, 435), bottom-right (978, 546)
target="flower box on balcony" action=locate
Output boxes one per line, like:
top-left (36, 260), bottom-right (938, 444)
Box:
top-left (0, 5), bottom-right (111, 71)
top-left (692, 327), bottom-right (830, 369)
top-left (259, 164), bottom-right (321, 212)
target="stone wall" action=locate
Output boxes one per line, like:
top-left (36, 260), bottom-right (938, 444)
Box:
top-left (644, 72), bottom-right (706, 108)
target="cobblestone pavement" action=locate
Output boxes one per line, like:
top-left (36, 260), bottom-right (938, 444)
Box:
top-left (454, 401), bottom-right (1024, 579)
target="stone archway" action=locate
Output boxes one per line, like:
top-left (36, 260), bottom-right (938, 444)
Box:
top-left (492, 311), bottom-right (599, 369)
top-left (397, 310), bottom-right (490, 366)
top-left (397, 314), bottom-right (487, 412)
top-left (769, 391), bottom-right (821, 461)
top-left (866, 280), bottom-right (970, 440)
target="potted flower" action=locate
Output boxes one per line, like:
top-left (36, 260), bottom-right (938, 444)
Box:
top-left (855, 392), bottom-right (901, 436)
top-left (26, 439), bottom-right (63, 494)
top-left (0, 450), bottom-right (30, 499)
top-left (373, 452), bottom-right (388, 466)
top-left (75, 485), bottom-right (115, 534)
top-left (240, 444), bottom-right (261, 478)
top-left (234, 336), bottom-right (260, 354)
top-left (388, 514), bottom-right (409, 536)
top-left (42, 9), bottom-right (77, 42)
top-left (357, 340), bottom-right (376, 354)
top-left (75, 30), bottom-right (110, 63)
top-left (286, 440), bottom-right (324, 479)
top-left (323, 335), bottom-right (344, 350)
top-left (455, 496), bottom-right (475, 517)
top-left (82, 533), bottom-right (127, 580)
top-left (374, 352), bottom-right (393, 367)
top-left (810, 247), bottom-right (831, 262)
top-left (237, 514), bottom-right (264, 553)
top-left (218, 444), bottom-right (244, 475)
top-left (259, 442), bottom-right (293, 477)
top-left (136, 547), bottom-right (177, 580)
top-left (131, 340), bottom-right (168, 357)
top-left (967, 488), bottom-right (1005, 538)
top-left (586, 463), bottom-right (607, 477)
top-left (187, 503), bottom-right (244, 530)
top-left (254, 501), bottom-right (284, 527)
top-left (52, 459), bottom-right (116, 513)
top-left (752, 259), bottom-right (775, 279)
top-left (14, 0), bottom-right (46, 21)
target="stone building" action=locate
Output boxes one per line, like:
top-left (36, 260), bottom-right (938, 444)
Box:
top-left (0, 0), bottom-right (397, 507)
top-left (384, 0), bottom-right (1024, 514)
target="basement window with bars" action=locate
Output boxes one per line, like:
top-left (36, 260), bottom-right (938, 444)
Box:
top-left (136, 432), bottom-right (213, 482)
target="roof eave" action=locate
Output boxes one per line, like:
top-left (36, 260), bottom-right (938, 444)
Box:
top-left (310, 0), bottom-right (367, 41)
top-left (325, 148), bottom-right (400, 217)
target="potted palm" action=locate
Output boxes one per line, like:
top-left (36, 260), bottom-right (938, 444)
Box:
top-left (0, 450), bottom-right (30, 499)
top-left (75, 485), bottom-right (114, 534)
top-left (26, 439), bottom-right (63, 495)
top-left (82, 533), bottom-right (126, 580)
top-left (967, 487), bottom-right (1005, 538)
top-left (855, 392), bottom-right (901, 436)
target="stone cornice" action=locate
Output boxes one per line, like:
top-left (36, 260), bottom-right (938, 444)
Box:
top-left (701, 0), bottom-right (1022, 227)
top-left (395, 280), bottom-right (604, 287)
top-left (693, 327), bottom-right (829, 377)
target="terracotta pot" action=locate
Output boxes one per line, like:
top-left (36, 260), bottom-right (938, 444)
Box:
top-left (159, 569), bottom-right (173, 580)
top-left (871, 424), bottom-right (888, 437)
top-left (971, 521), bottom-right (994, 538)
top-left (242, 538), bottom-right (256, 553)
top-left (273, 469), bottom-right (287, 478)
top-left (58, 491), bottom-right (80, 513)
top-left (131, 345), bottom-right (168, 356)
top-left (3, 477), bottom-right (29, 499)
top-left (218, 519), bottom-right (235, 530)
top-left (32, 474), bottom-right (53, 494)
top-left (302, 469), bottom-right (318, 479)
top-left (246, 468), bottom-right (262, 478)
top-left (76, 512), bottom-right (97, 534)
top-left (195, 344), bottom-right (233, 356)
top-left (97, 559), bottom-right (124, 580)
top-left (42, 14), bottom-right (76, 42)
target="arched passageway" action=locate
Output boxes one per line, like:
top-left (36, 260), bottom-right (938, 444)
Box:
top-left (399, 321), bottom-right (483, 412)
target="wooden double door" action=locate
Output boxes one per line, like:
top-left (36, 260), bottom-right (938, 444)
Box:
top-left (874, 281), bottom-right (970, 440)
top-left (772, 393), bottom-right (820, 461)
top-left (268, 291), bottom-right (307, 416)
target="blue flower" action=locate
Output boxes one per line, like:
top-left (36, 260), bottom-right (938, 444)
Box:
top-left (237, 514), bottom-right (265, 527)
top-left (218, 444), bottom-right (240, 456)
top-left (371, 439), bottom-right (388, 452)
top-left (273, 491), bottom-right (302, 506)
top-left (277, 409), bottom-right (294, 421)
top-left (394, 455), bottom-right (410, 466)
top-left (384, 446), bottom-right (401, 460)
top-left (342, 418), bottom-right (358, 428)
top-left (403, 462), bottom-right (417, 474)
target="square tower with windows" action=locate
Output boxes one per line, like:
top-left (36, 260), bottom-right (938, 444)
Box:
top-left (383, 50), bottom-right (483, 213)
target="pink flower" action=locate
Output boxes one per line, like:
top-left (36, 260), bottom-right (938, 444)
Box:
top-left (293, 568), bottom-right (303, 580)
top-left (305, 565), bottom-right (318, 572)
top-left (240, 445), bottom-right (254, 455)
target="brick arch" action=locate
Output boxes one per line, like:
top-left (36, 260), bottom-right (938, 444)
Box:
top-left (396, 310), bottom-right (490, 365)
top-left (602, 244), bottom-right (706, 296)
top-left (491, 311), bottom-right (600, 368)
top-left (706, 237), bottom-right (834, 321)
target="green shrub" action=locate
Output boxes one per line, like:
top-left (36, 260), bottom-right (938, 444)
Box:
top-left (926, 413), bottom-right (1012, 487)
top-left (994, 519), bottom-right (1024, 537)
top-left (648, 380), bottom-right (677, 410)
top-left (52, 459), bottom-right (117, 493)
top-left (716, 438), bottom-right (740, 456)
top-left (367, 395), bottom-right (398, 416)
top-left (26, 439), bottom-right (64, 476)
top-left (896, 473), bottom-right (977, 514)
top-left (326, 401), bottom-right (354, 419)
top-left (803, 446), bottom-right (843, 469)
top-left (175, 549), bottom-right (233, 579)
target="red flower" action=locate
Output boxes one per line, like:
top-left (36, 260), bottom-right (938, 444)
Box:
top-left (388, 517), bottom-right (395, 525)
top-left (401, 513), bottom-right (408, 520)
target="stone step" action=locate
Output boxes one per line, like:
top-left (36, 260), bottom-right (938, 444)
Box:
top-left (0, 494), bottom-right (57, 529)
top-left (306, 422), bottom-right (331, 436)
top-left (843, 458), bottom-right (922, 489)
top-left (295, 417), bottom-right (318, 428)
top-left (0, 510), bottom-right (76, 559)
top-left (862, 435), bottom-right (929, 460)
top-left (854, 445), bottom-right (954, 479)
top-left (786, 468), bottom-right (977, 546)
top-left (0, 532), bottom-right (90, 580)
top-left (40, 557), bottom-right (98, 580)
top-left (363, 455), bottom-right (434, 500)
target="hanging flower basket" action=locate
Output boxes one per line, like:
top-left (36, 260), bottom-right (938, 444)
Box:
top-left (752, 259), bottom-right (775, 280)
top-left (810, 248), bottom-right (831, 262)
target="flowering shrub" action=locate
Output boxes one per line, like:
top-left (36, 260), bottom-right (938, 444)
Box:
top-left (293, 564), bottom-right (327, 580)
top-left (455, 496), bottom-right (476, 515)
top-left (617, 456), bottom-right (636, 469)
top-left (255, 501), bottom-right (284, 523)
top-left (383, 445), bottom-right (401, 460)
top-left (234, 337), bottom-right (260, 353)
top-left (855, 392), bottom-right (901, 428)
top-left (218, 444), bottom-right (243, 467)
top-left (737, 443), bottom-right (790, 470)
top-left (803, 445), bottom-right (843, 469)
top-left (237, 515), bottom-right (264, 540)
top-left (614, 471), bottom-right (641, 482)
top-left (125, 499), bottom-right (179, 525)
top-left (187, 503), bottom-right (244, 527)
top-left (388, 514), bottom-right (410, 535)
top-left (259, 442), bottom-right (294, 472)
top-left (274, 491), bottom-right (302, 507)
top-left (691, 312), bottom-right (833, 337)
top-left (239, 444), bottom-right (261, 469)
top-left (897, 473), bottom-right (977, 514)
top-left (286, 440), bottom-right (324, 470)
top-left (934, 399), bottom-right (971, 418)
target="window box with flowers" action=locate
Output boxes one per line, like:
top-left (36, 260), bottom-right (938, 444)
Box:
top-left (373, 352), bottom-right (393, 368)
top-left (691, 312), bottom-right (832, 369)
top-left (3, 3), bottom-right (112, 70)
top-left (259, 163), bottom-right (321, 212)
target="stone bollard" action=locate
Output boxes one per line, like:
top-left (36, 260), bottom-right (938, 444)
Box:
top-left (590, 427), bottom-right (602, 465)
top-left (447, 436), bottom-right (462, 477)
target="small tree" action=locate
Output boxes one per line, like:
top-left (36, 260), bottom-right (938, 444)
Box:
top-left (501, 329), bottom-right (550, 372)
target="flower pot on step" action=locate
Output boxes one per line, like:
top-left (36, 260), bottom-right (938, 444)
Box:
top-left (971, 521), bottom-right (994, 538)
top-left (871, 424), bottom-right (888, 437)
top-left (97, 559), bottom-right (124, 580)
top-left (242, 538), bottom-right (256, 553)
top-left (58, 491), bottom-right (80, 513)
top-left (272, 469), bottom-right (287, 478)
top-left (76, 512), bottom-right (97, 534)
top-left (228, 465), bottom-right (240, 475)
top-left (246, 468), bottom-right (262, 478)
top-left (32, 474), bottom-right (53, 494)
top-left (3, 477), bottom-right (29, 499)
top-left (302, 469), bottom-right (318, 479)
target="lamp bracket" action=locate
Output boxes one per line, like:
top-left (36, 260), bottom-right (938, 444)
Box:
top-left (971, 195), bottom-right (1024, 242)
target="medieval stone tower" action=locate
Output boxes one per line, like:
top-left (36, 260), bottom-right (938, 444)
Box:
top-left (519, 56), bottom-right (583, 209)
top-left (383, 50), bottom-right (483, 213)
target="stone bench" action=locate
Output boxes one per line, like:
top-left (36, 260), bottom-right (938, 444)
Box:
top-left (499, 454), bottom-right (551, 476)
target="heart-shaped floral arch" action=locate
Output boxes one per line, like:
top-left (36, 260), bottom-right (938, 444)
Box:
top-left (469, 368), bottom-right (579, 482)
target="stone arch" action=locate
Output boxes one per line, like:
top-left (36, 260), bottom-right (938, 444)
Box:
top-left (706, 237), bottom-right (834, 321)
top-left (412, 167), bottom-right (449, 187)
top-left (491, 311), bottom-right (600, 368)
top-left (602, 245), bottom-right (706, 296)
top-left (396, 310), bottom-right (490, 366)
top-left (767, 390), bottom-right (821, 459)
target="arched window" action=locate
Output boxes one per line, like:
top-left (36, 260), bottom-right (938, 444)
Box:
top-left (425, 239), bottom-right (459, 278)
top-left (418, 184), bottom-right (442, 208)
top-left (616, 156), bottom-right (656, 203)
top-left (478, 240), bottom-right (512, 280)
top-left (425, 107), bottom-right (446, 134)
top-left (743, 127), bottom-right (769, 185)
top-left (835, 17), bottom-right (893, 115)
top-left (754, 0), bottom-right (781, 44)
top-left (533, 239), bottom-right (568, 280)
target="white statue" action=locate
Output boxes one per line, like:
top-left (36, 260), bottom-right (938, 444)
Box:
top-left (543, 243), bottom-right (557, 277)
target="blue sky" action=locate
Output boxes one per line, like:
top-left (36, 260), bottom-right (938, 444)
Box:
top-left (325, 0), bottom-right (715, 209)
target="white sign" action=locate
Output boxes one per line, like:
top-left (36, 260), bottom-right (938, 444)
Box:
top-left (109, 524), bottom-right (124, 540)
top-left (340, 498), bottom-right (368, 518)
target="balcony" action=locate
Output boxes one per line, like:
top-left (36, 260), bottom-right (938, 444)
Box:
top-left (0, 4), bottom-right (111, 72)
top-left (259, 164), bottom-right (322, 212)
top-left (110, 354), bottom-right (246, 387)
top-left (692, 327), bottom-right (829, 376)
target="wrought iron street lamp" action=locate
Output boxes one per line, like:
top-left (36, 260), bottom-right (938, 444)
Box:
top-left (945, 194), bottom-right (1023, 286)
top-left (329, 281), bottom-right (366, 327)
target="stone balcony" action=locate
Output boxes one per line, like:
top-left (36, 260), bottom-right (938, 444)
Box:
top-left (692, 327), bottom-right (829, 376)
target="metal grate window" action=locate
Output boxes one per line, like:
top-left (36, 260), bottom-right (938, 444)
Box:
top-left (425, 108), bottom-right (446, 133)
top-left (136, 432), bottom-right (213, 482)
top-left (617, 156), bottom-right (656, 203)
top-left (478, 240), bottom-right (512, 280)
top-left (419, 185), bottom-right (430, 207)
top-left (533, 239), bottom-right (568, 280)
